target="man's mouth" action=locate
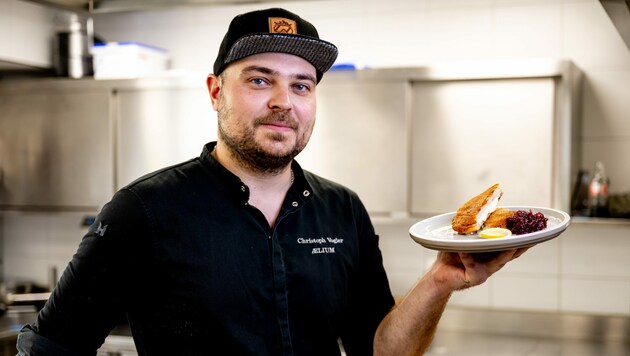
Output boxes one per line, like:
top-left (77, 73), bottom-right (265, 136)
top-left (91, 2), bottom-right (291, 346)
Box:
top-left (256, 114), bottom-right (297, 132)
top-left (261, 122), bottom-right (294, 131)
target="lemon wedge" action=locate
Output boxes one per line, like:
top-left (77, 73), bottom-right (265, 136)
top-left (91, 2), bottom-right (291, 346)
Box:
top-left (480, 227), bottom-right (512, 239)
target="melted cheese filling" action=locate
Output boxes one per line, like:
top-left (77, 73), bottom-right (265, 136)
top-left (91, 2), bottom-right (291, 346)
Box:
top-left (475, 188), bottom-right (502, 228)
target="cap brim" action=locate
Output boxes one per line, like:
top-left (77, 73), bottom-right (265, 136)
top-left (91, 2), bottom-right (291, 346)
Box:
top-left (223, 34), bottom-right (338, 78)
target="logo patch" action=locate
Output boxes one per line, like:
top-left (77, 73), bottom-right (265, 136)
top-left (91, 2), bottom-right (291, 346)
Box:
top-left (95, 222), bottom-right (108, 237)
top-left (269, 17), bottom-right (297, 34)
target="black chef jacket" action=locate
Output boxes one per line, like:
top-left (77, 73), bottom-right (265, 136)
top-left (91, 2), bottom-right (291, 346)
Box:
top-left (17, 142), bottom-right (395, 356)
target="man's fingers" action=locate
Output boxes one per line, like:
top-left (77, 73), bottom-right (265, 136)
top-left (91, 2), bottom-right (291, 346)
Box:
top-left (513, 246), bottom-right (532, 259)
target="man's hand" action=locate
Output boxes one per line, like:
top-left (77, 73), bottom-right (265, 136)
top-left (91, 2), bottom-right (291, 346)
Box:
top-left (429, 247), bottom-right (531, 295)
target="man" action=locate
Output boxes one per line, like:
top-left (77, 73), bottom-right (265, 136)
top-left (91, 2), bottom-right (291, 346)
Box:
top-left (17, 7), bottom-right (527, 356)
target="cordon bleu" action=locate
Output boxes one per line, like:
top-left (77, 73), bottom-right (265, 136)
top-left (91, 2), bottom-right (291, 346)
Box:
top-left (451, 183), bottom-right (503, 234)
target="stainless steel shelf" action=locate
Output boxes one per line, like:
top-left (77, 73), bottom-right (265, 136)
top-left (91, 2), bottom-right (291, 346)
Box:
top-left (571, 216), bottom-right (630, 226)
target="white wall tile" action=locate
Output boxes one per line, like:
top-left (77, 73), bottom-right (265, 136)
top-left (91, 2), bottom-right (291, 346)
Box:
top-left (379, 233), bottom-right (427, 272)
top-left (386, 272), bottom-right (422, 297)
top-left (492, 275), bottom-right (559, 311)
top-left (493, 2), bottom-right (562, 59)
top-left (3, 213), bottom-right (51, 284)
top-left (0, 0), bottom-right (11, 66)
top-left (581, 70), bottom-right (630, 139)
top-left (360, 12), bottom-right (431, 68)
top-left (492, 0), bottom-right (564, 4)
top-left (449, 281), bottom-right (491, 308)
top-left (375, 219), bottom-right (433, 297)
top-left (139, 24), bottom-right (206, 70)
top-left (308, 15), bottom-right (366, 67)
top-left (1, 212), bottom-right (90, 286)
top-left (562, 0), bottom-right (630, 70)
top-left (561, 278), bottom-right (630, 315)
top-left (499, 236), bottom-right (559, 275)
top-left (560, 223), bottom-right (630, 278)
top-left (93, 12), bottom-right (144, 43)
top-left (426, 0), bottom-right (494, 10)
top-left (364, 0), bottom-right (428, 15)
top-left (47, 213), bottom-right (89, 275)
top-left (295, 0), bottom-right (356, 18)
top-left (423, 6), bottom-right (495, 63)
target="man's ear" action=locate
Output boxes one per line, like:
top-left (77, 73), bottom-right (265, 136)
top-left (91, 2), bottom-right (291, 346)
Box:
top-left (206, 74), bottom-right (221, 111)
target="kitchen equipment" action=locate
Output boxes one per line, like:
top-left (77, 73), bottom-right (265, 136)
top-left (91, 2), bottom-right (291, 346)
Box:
top-left (588, 161), bottom-right (610, 217)
top-left (53, 14), bottom-right (93, 78)
top-left (0, 280), bottom-right (50, 313)
top-left (571, 169), bottom-right (591, 216)
top-left (609, 193), bottom-right (630, 218)
top-left (92, 42), bottom-right (168, 79)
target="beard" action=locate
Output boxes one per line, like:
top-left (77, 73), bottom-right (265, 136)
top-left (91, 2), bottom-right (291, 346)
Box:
top-left (217, 103), bottom-right (311, 174)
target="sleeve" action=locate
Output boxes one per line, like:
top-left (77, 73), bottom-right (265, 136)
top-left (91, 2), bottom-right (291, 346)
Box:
top-left (16, 326), bottom-right (82, 356)
top-left (16, 188), bottom-right (150, 355)
top-left (339, 198), bottom-right (396, 356)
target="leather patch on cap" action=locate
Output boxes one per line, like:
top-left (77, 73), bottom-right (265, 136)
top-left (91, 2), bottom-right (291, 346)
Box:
top-left (268, 17), bottom-right (297, 34)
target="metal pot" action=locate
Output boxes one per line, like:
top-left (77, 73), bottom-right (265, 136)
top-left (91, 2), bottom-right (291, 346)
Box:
top-left (53, 14), bottom-right (94, 78)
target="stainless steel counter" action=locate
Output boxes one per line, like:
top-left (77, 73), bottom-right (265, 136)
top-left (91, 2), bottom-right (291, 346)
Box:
top-left (0, 307), bottom-right (37, 356)
top-left (430, 307), bottom-right (630, 356)
top-left (428, 329), bottom-right (630, 356)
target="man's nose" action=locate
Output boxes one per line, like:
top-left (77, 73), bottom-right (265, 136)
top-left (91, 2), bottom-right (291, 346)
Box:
top-left (269, 85), bottom-right (291, 112)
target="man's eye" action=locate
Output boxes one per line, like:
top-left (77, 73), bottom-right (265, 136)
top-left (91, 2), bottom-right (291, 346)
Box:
top-left (294, 84), bottom-right (310, 92)
top-left (251, 78), bottom-right (267, 85)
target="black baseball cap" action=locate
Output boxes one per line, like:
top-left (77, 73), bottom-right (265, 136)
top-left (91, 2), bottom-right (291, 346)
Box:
top-left (213, 8), bottom-right (338, 83)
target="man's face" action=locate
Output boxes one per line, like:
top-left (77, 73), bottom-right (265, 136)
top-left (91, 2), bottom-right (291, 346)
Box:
top-left (209, 52), bottom-right (318, 174)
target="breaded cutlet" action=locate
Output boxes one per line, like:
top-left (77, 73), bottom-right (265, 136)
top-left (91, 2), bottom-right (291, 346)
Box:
top-left (484, 208), bottom-right (516, 229)
top-left (451, 183), bottom-right (503, 234)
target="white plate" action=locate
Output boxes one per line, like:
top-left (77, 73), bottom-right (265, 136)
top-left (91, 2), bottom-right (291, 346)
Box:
top-left (409, 206), bottom-right (571, 252)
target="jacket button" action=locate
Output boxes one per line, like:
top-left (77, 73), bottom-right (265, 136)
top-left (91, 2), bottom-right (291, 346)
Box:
top-left (292, 201), bottom-right (299, 207)
top-left (303, 190), bottom-right (310, 197)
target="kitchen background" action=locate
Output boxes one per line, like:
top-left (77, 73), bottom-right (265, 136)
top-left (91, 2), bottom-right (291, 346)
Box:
top-left (0, 0), bottom-right (630, 353)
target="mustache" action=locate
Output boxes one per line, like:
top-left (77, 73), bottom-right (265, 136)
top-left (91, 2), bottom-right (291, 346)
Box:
top-left (254, 112), bottom-right (297, 129)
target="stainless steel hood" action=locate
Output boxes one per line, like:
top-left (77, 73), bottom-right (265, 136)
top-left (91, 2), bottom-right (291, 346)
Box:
top-left (600, 0), bottom-right (630, 50)
top-left (22, 0), bottom-right (324, 15)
